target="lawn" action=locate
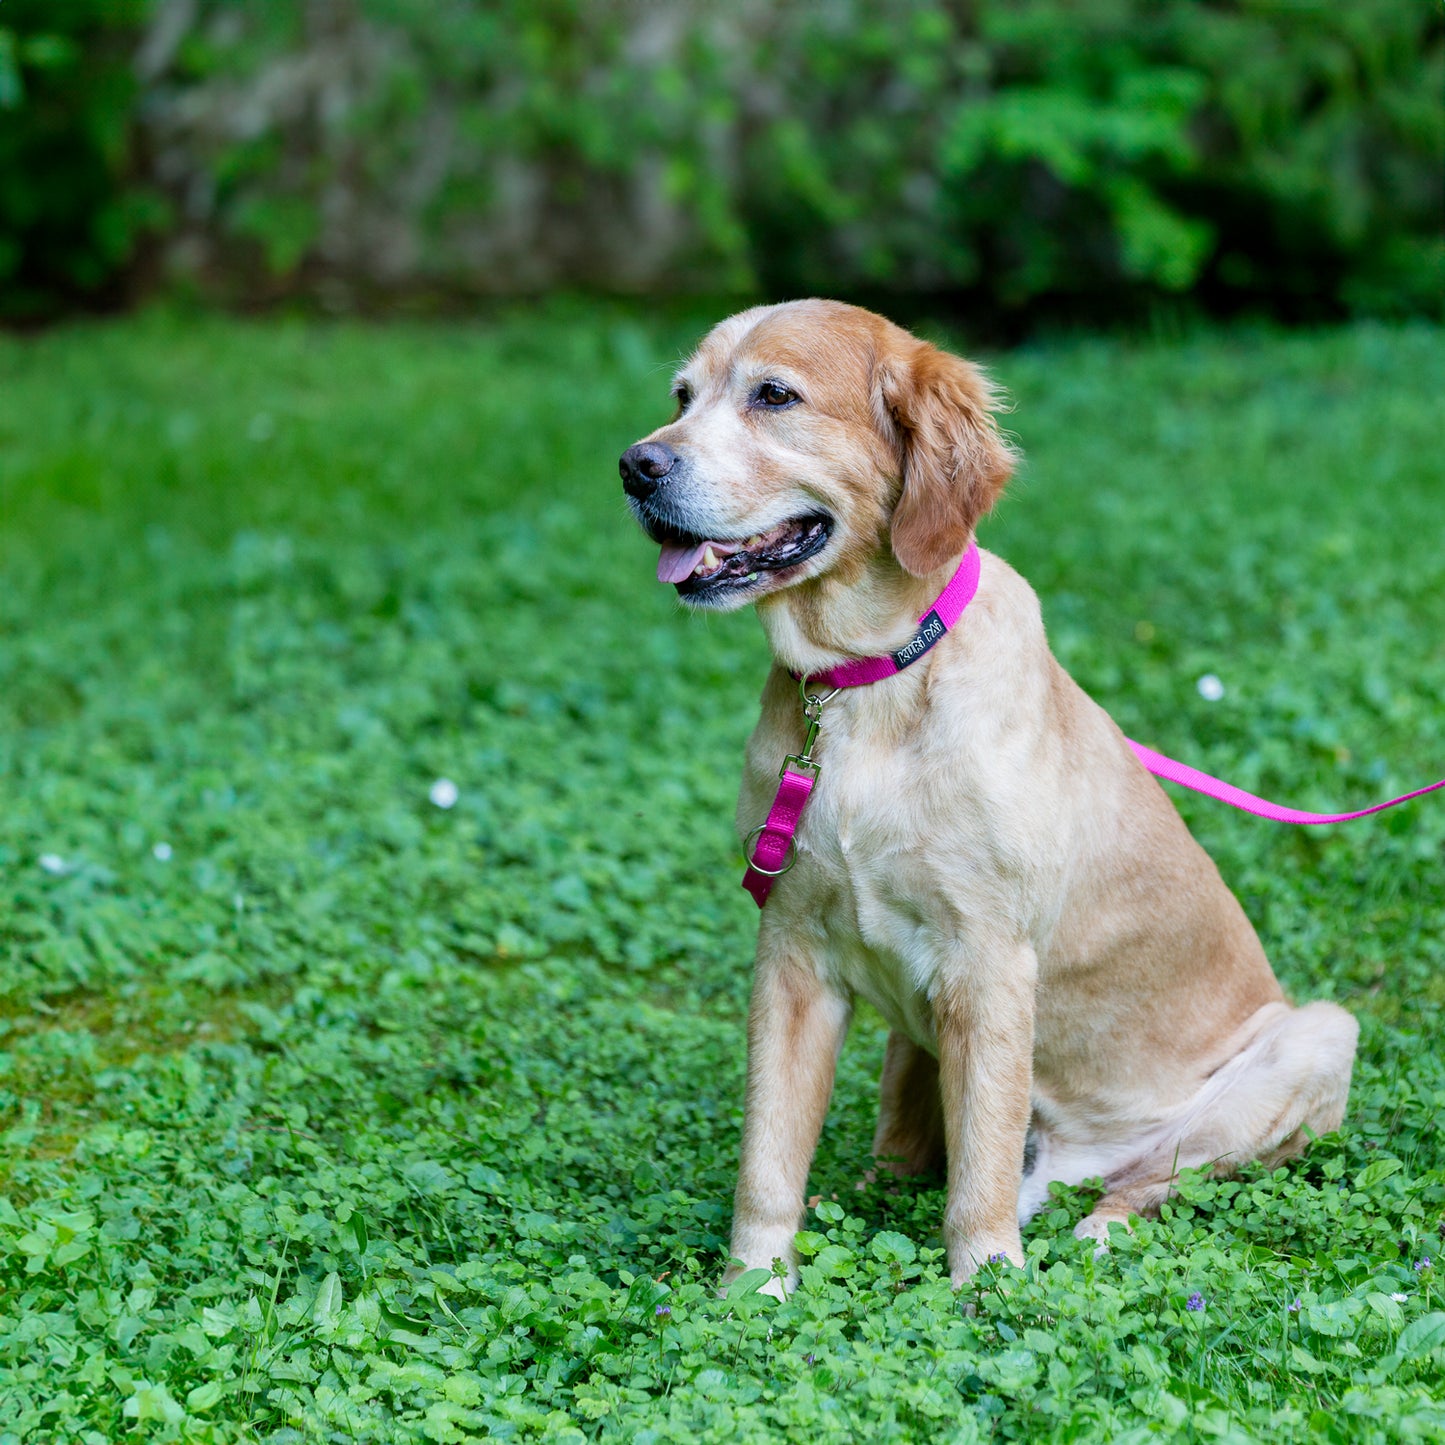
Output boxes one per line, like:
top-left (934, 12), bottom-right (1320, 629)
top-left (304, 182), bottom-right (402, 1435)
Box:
top-left (1, 305), bottom-right (1443, 1443)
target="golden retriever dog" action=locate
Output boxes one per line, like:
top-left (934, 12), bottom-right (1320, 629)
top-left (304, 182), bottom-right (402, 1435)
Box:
top-left (619, 299), bottom-right (1357, 1293)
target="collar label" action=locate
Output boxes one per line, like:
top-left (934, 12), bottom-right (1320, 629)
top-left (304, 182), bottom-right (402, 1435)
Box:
top-left (892, 610), bottom-right (946, 670)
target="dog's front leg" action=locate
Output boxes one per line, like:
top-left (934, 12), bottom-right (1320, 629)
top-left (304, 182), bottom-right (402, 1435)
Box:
top-left (725, 938), bottom-right (851, 1298)
top-left (935, 945), bottom-right (1036, 1285)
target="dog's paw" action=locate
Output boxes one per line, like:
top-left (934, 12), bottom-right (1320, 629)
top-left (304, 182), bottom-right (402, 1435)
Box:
top-left (1074, 1211), bottom-right (1133, 1258)
top-left (949, 1234), bottom-right (1025, 1288)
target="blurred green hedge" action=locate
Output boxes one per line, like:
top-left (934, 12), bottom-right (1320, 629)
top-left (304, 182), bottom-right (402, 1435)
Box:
top-left (0, 0), bottom-right (158, 320)
top-left (2, 0), bottom-right (1441, 322)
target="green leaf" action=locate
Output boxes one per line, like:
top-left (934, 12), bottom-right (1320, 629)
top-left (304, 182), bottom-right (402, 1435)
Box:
top-left (725, 1268), bottom-right (775, 1299)
top-left (1396, 1312), bottom-right (1445, 1361)
top-left (1354, 1157), bottom-right (1404, 1190)
top-left (186, 1380), bottom-right (225, 1412)
top-left (1304, 1299), bottom-right (1361, 1338)
top-left (869, 1230), bottom-right (917, 1265)
top-left (313, 1270), bottom-right (343, 1326)
top-left (346, 1208), bottom-right (369, 1252)
top-left (403, 1160), bottom-right (455, 1195)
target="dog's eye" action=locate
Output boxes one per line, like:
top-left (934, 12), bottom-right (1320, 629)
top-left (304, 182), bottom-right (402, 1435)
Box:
top-left (672, 384), bottom-right (692, 413)
top-left (755, 381), bottom-right (798, 408)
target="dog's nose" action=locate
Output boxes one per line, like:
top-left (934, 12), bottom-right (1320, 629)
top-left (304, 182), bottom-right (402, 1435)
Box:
top-left (619, 441), bottom-right (678, 501)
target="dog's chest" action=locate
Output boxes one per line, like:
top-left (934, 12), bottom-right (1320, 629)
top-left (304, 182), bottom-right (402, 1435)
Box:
top-left (790, 718), bottom-right (984, 1045)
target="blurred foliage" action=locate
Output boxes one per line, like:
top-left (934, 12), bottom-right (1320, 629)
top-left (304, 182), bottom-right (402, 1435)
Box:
top-left (741, 0), bottom-right (1444, 317)
top-left (0, 0), bottom-right (1441, 322)
top-left (0, 0), bottom-right (161, 321)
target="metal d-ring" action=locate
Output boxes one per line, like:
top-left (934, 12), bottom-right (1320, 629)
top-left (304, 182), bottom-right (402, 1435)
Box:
top-left (743, 823), bottom-right (798, 876)
top-left (797, 672), bottom-right (841, 712)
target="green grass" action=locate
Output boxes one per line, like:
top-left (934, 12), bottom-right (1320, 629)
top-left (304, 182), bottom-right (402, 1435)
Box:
top-left (1, 304), bottom-right (1443, 1443)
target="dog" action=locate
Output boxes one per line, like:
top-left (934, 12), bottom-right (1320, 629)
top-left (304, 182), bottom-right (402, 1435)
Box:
top-left (619, 299), bottom-right (1358, 1292)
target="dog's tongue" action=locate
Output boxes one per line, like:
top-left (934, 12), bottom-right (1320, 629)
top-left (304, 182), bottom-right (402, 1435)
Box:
top-left (657, 539), bottom-right (710, 584)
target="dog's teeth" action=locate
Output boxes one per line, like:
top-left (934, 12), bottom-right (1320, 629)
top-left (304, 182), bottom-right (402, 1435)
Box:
top-left (746, 535), bottom-right (763, 548)
top-left (702, 545), bottom-right (720, 570)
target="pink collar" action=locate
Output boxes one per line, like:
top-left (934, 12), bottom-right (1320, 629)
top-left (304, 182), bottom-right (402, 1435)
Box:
top-left (743, 542), bottom-right (981, 906)
top-left (795, 541), bottom-right (981, 691)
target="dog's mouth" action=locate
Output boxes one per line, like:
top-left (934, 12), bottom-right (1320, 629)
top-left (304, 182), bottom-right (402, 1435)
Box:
top-left (649, 513), bottom-right (834, 599)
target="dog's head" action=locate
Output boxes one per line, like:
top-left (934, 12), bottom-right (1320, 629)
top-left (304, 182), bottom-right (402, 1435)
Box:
top-left (620, 299), bottom-right (1016, 612)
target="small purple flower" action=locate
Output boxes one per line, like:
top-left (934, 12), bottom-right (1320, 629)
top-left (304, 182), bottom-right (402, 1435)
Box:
top-left (804, 1353), bottom-right (817, 1365)
top-left (1185, 1292), bottom-right (1205, 1312)
top-left (987, 1251), bottom-right (1008, 1264)
top-left (655, 1303), bottom-right (671, 1318)
top-left (1415, 1258), bottom-right (1432, 1273)
top-left (1287, 1298), bottom-right (1301, 1313)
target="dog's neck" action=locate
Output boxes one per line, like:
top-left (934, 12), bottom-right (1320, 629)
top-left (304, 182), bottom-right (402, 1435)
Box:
top-left (755, 547), bottom-right (966, 679)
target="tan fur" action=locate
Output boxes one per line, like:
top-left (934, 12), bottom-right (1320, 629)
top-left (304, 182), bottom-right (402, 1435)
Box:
top-left (624, 299), bottom-right (1357, 1291)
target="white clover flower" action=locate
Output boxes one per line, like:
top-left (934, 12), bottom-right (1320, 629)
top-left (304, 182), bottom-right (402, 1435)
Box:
top-left (429, 778), bottom-right (459, 809)
top-left (1392, 1292), bottom-right (1408, 1303)
top-left (152, 842), bottom-right (173, 861)
top-left (39, 853), bottom-right (68, 875)
top-left (1197, 673), bottom-right (1225, 702)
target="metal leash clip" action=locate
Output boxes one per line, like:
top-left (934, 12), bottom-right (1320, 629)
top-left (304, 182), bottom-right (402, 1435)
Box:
top-left (741, 674), bottom-right (838, 876)
top-left (780, 672), bottom-right (838, 780)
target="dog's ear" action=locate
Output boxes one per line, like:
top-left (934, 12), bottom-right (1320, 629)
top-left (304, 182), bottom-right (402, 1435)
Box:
top-left (875, 339), bottom-right (1016, 578)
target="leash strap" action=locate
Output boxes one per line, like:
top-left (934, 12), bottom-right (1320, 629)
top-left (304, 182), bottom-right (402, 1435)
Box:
top-left (742, 763), bottom-right (817, 907)
top-left (1127, 740), bottom-right (1445, 824)
top-left (741, 542), bottom-right (1443, 908)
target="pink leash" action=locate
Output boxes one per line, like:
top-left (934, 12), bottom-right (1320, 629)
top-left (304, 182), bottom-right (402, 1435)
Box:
top-left (743, 541), bottom-right (1444, 906)
top-left (1124, 741), bottom-right (1445, 825)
